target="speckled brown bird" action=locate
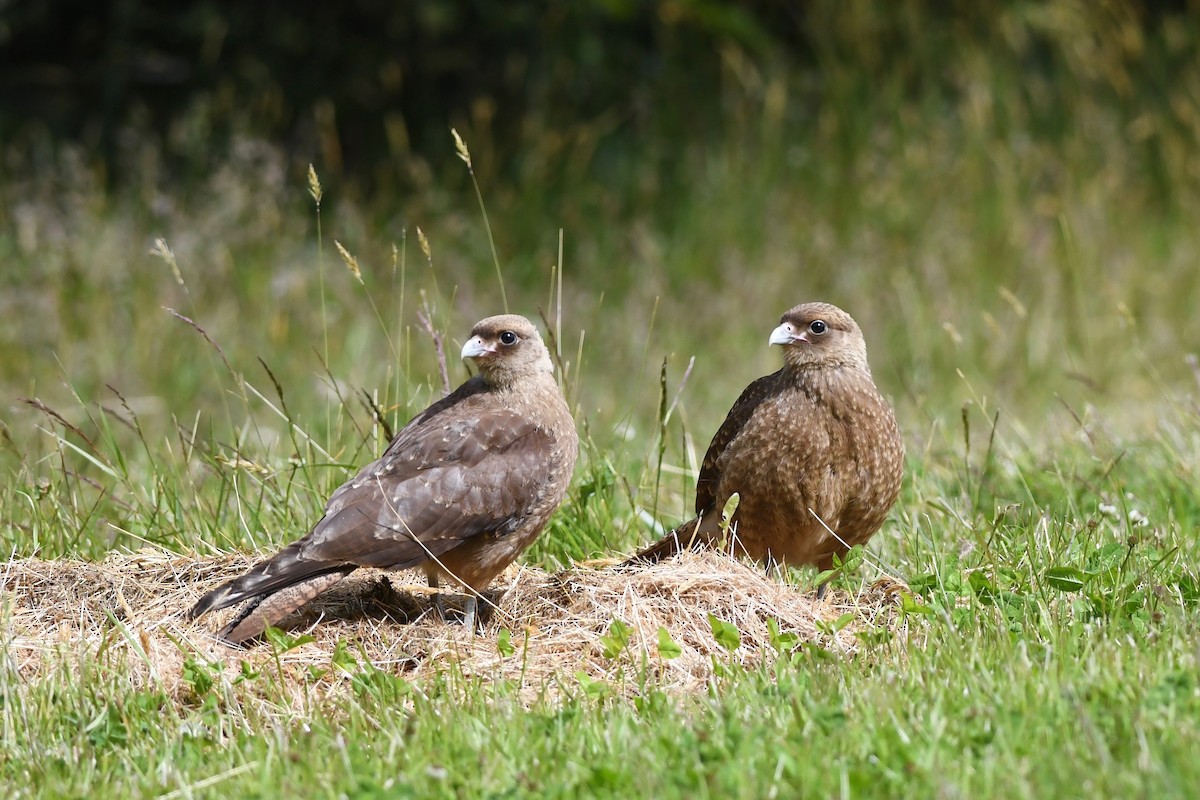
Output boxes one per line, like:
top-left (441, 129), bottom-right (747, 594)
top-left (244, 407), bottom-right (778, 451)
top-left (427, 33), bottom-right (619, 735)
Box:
top-left (189, 314), bottom-right (578, 644)
top-left (630, 302), bottom-right (903, 587)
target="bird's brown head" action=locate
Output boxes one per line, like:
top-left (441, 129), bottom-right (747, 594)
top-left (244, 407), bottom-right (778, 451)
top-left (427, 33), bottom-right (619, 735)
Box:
top-left (461, 314), bottom-right (554, 386)
top-left (768, 302), bottom-right (871, 371)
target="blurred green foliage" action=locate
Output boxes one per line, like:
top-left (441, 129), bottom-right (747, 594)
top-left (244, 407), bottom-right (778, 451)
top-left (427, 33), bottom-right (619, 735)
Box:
top-left (2, 0), bottom-right (789, 188)
top-left (3, 1), bottom-right (1196, 208)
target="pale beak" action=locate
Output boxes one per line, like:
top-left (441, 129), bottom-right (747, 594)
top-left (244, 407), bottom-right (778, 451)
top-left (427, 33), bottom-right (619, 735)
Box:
top-left (461, 335), bottom-right (496, 359)
top-left (769, 323), bottom-right (805, 346)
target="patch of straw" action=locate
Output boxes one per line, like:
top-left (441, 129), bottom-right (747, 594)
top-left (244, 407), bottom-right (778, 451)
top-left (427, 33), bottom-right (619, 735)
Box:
top-left (1, 550), bottom-right (900, 706)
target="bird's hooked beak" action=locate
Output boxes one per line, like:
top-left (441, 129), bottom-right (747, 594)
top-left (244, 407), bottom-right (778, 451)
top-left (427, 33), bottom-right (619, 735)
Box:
top-left (769, 322), bottom-right (806, 347)
top-left (461, 335), bottom-right (496, 359)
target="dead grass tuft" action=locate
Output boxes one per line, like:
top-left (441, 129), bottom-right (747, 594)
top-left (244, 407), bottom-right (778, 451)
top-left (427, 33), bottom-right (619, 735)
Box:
top-left (2, 550), bottom-right (901, 705)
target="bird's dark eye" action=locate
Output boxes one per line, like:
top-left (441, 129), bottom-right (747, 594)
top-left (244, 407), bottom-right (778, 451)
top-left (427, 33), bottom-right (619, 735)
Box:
top-left (809, 320), bottom-right (827, 335)
top-left (499, 331), bottom-right (518, 346)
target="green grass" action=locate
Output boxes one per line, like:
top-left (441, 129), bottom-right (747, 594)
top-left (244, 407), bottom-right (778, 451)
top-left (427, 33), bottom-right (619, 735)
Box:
top-left (5, 8), bottom-right (1200, 793)
top-left (4, 421), bottom-right (1200, 798)
top-left (11, 606), bottom-right (1200, 798)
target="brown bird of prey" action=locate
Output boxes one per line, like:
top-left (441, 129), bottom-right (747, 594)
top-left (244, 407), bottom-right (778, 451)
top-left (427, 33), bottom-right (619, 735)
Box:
top-left (630, 302), bottom-right (903, 588)
top-left (189, 314), bottom-right (578, 644)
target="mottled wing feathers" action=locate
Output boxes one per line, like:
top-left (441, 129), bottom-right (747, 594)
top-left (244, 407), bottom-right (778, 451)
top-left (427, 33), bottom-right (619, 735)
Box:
top-left (302, 410), bottom-right (558, 567)
top-left (190, 389), bottom-right (560, 618)
top-left (694, 371), bottom-right (781, 514)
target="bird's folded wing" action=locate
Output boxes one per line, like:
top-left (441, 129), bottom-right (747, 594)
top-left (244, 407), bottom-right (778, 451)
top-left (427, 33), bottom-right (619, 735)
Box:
top-left (694, 371), bottom-right (780, 513)
top-left (190, 397), bottom-right (568, 617)
top-left (298, 408), bottom-right (561, 569)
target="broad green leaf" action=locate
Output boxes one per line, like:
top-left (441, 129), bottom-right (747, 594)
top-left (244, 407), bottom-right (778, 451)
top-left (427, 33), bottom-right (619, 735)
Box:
top-left (600, 619), bottom-right (633, 660)
top-left (656, 627), bottom-right (682, 659)
top-left (497, 628), bottom-right (516, 658)
top-left (708, 614), bottom-right (741, 651)
top-left (1045, 566), bottom-right (1088, 593)
top-left (264, 627), bottom-right (315, 653)
top-left (767, 617), bottom-right (800, 652)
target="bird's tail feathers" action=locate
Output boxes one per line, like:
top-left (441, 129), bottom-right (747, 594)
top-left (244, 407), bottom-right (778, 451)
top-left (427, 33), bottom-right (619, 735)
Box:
top-left (188, 540), bottom-right (351, 621)
top-left (624, 515), bottom-right (715, 566)
top-left (216, 570), bottom-right (352, 645)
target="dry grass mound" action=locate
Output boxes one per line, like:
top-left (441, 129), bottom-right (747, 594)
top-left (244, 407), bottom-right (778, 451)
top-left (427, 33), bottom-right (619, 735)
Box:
top-left (2, 550), bottom-right (902, 705)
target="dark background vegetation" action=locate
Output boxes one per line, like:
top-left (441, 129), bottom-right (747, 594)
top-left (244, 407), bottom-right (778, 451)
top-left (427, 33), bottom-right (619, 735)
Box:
top-left (4, 1), bottom-right (1195, 205)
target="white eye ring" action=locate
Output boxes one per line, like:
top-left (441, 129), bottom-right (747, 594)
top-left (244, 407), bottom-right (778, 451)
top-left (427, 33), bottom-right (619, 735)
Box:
top-left (808, 320), bottom-right (827, 335)
top-left (499, 331), bottom-right (518, 346)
